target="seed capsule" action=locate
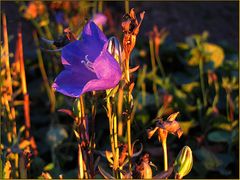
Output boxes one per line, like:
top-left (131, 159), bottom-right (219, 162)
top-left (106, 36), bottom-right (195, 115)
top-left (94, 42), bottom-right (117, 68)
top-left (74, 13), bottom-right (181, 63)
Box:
top-left (107, 36), bottom-right (122, 64)
top-left (174, 146), bottom-right (193, 179)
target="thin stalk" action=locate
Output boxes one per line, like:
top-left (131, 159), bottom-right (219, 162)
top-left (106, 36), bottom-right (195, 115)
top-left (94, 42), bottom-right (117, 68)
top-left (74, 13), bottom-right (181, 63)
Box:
top-left (98, 0), bottom-right (103, 13)
top-left (78, 144), bottom-right (84, 179)
top-left (78, 96), bottom-right (89, 179)
top-left (226, 92), bottom-right (230, 121)
top-left (199, 58), bottom-right (207, 107)
top-left (212, 81), bottom-right (219, 107)
top-left (125, 0), bottom-right (130, 13)
top-left (149, 39), bottom-right (156, 69)
top-left (18, 25), bottom-right (31, 138)
top-left (106, 97), bottom-right (115, 156)
top-left (113, 113), bottom-right (119, 178)
top-left (2, 13), bottom-right (16, 142)
top-left (117, 87), bottom-right (123, 136)
top-left (162, 139), bottom-right (168, 171)
top-left (33, 32), bottom-right (56, 113)
top-left (141, 82), bottom-right (146, 106)
top-left (125, 55), bottom-right (130, 82)
top-left (155, 55), bottom-right (166, 78)
top-left (149, 38), bottom-right (160, 107)
top-left (127, 116), bottom-right (132, 170)
top-left (125, 55), bottom-right (132, 171)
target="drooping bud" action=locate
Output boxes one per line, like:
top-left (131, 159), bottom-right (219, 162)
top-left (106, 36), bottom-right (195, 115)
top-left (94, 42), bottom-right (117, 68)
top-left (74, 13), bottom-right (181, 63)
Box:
top-left (173, 146), bottom-right (193, 179)
top-left (107, 36), bottom-right (122, 64)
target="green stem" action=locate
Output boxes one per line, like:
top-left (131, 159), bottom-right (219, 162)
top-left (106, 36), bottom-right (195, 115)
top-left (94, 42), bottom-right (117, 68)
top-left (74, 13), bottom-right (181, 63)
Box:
top-left (107, 97), bottom-right (115, 156)
top-left (226, 92), bottom-right (230, 121)
top-left (162, 139), bottom-right (168, 171)
top-left (155, 55), bottom-right (166, 78)
top-left (149, 39), bottom-right (156, 69)
top-left (149, 39), bottom-right (160, 107)
top-left (199, 58), bottom-right (207, 107)
top-left (127, 116), bottom-right (132, 171)
top-left (113, 113), bottom-right (119, 178)
top-left (33, 32), bottom-right (56, 113)
top-left (98, 0), bottom-right (103, 13)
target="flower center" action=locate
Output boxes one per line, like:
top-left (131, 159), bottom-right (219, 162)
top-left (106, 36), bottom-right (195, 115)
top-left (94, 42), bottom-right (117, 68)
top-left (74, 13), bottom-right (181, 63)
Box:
top-left (81, 55), bottom-right (95, 73)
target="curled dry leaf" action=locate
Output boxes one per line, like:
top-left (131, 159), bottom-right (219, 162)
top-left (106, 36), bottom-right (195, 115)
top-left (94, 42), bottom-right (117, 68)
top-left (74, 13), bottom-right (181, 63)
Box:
top-left (167, 111), bottom-right (180, 121)
top-left (98, 165), bottom-right (114, 179)
top-left (153, 165), bottom-right (174, 179)
top-left (147, 127), bottom-right (158, 139)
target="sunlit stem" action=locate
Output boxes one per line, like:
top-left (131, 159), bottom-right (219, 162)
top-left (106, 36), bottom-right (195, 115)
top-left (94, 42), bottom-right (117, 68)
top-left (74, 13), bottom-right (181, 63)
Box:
top-left (14, 153), bottom-right (19, 178)
top-left (78, 96), bottom-right (88, 179)
top-left (113, 112), bottom-right (119, 178)
top-left (106, 97), bottom-right (115, 155)
top-left (162, 139), bottom-right (168, 171)
top-left (226, 91), bottom-right (233, 122)
top-left (98, 0), bottom-right (103, 12)
top-left (127, 116), bottom-right (132, 170)
top-left (125, 55), bottom-right (130, 82)
top-left (212, 81), bottom-right (219, 107)
top-left (155, 55), bottom-right (166, 78)
top-left (18, 26), bottom-right (31, 138)
top-left (33, 32), bottom-right (56, 113)
top-left (149, 39), bottom-right (160, 107)
top-left (199, 58), bottom-right (207, 107)
top-left (149, 39), bottom-right (156, 69)
top-left (125, 0), bottom-right (130, 13)
top-left (125, 55), bottom-right (132, 171)
top-left (78, 144), bottom-right (84, 179)
top-left (117, 87), bottom-right (124, 136)
top-left (106, 95), bottom-right (116, 177)
top-left (2, 13), bottom-right (17, 144)
top-left (97, 0), bottom-right (103, 30)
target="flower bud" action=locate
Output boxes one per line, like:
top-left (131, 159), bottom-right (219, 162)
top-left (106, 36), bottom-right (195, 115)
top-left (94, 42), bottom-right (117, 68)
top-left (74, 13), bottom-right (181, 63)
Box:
top-left (107, 36), bottom-right (122, 64)
top-left (174, 146), bottom-right (193, 179)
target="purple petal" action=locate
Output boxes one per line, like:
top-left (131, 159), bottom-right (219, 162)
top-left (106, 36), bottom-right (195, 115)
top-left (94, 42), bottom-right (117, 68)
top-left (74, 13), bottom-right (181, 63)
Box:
top-left (61, 22), bottom-right (107, 69)
top-left (52, 69), bottom-right (98, 97)
top-left (82, 21), bottom-right (107, 43)
top-left (92, 13), bottom-right (107, 26)
top-left (52, 22), bottom-right (121, 97)
top-left (81, 44), bottom-right (121, 94)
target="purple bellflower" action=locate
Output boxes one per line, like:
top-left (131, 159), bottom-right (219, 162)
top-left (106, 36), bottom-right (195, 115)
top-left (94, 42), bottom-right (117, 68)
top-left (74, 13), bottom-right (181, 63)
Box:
top-left (52, 21), bottom-right (122, 97)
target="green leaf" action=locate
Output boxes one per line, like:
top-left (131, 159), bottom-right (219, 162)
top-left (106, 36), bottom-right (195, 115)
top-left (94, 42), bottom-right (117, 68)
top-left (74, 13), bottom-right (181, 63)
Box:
top-left (179, 120), bottom-right (197, 135)
top-left (44, 163), bottom-right (54, 171)
top-left (207, 131), bottom-right (230, 143)
top-left (194, 148), bottom-right (221, 171)
top-left (195, 147), bottom-right (234, 175)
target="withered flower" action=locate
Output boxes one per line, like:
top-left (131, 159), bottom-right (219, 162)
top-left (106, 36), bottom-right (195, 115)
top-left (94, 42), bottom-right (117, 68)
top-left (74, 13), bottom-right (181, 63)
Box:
top-left (121, 8), bottom-right (145, 57)
top-left (134, 153), bottom-right (153, 179)
top-left (149, 25), bottom-right (168, 57)
top-left (147, 112), bottom-right (183, 142)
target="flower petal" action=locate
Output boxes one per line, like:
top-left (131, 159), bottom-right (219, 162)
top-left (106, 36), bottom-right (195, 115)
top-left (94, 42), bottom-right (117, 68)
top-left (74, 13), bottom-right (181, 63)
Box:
top-left (61, 21), bottom-right (107, 69)
top-left (82, 21), bottom-right (107, 43)
top-left (81, 46), bottom-right (121, 94)
top-left (92, 13), bottom-right (107, 26)
top-left (52, 69), bottom-right (97, 97)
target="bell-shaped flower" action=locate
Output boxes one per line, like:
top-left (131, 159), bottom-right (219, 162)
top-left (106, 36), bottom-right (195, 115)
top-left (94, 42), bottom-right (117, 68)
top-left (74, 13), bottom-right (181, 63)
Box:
top-left (52, 21), bottom-right (122, 97)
